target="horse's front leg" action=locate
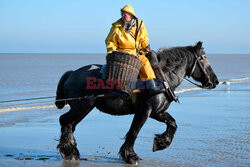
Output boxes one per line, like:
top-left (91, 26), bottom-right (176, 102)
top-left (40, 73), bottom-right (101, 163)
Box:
top-left (150, 111), bottom-right (177, 152)
top-left (119, 105), bottom-right (152, 164)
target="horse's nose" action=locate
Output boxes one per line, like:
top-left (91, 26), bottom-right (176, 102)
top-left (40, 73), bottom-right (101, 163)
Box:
top-left (214, 79), bottom-right (219, 85)
top-left (205, 81), bottom-right (213, 88)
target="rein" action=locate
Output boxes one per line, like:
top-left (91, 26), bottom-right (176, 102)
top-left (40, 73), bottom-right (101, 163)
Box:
top-left (171, 71), bottom-right (203, 88)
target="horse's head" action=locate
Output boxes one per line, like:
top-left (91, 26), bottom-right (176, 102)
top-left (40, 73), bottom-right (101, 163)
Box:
top-left (188, 41), bottom-right (219, 89)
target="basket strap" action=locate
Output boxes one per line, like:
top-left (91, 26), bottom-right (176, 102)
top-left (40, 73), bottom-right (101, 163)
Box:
top-left (128, 19), bottom-right (143, 55)
top-left (135, 20), bottom-right (143, 54)
top-left (135, 19), bottom-right (143, 41)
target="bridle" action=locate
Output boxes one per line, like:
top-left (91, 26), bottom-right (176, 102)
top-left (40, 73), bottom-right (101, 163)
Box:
top-left (188, 50), bottom-right (211, 81)
top-left (172, 49), bottom-right (213, 89)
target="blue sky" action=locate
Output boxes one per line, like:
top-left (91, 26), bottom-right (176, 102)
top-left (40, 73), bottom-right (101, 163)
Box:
top-left (0, 0), bottom-right (250, 53)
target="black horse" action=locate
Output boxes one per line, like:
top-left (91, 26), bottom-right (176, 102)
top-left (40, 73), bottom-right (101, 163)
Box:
top-left (55, 41), bottom-right (219, 164)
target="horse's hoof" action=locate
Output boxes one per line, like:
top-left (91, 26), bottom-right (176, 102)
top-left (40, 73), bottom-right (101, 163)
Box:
top-left (153, 134), bottom-right (171, 152)
top-left (59, 151), bottom-right (80, 160)
top-left (57, 144), bottom-right (80, 160)
top-left (119, 147), bottom-right (141, 164)
top-left (126, 154), bottom-right (141, 165)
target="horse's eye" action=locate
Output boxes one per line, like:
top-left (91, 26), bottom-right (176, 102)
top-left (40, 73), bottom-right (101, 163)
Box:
top-left (201, 54), bottom-right (206, 59)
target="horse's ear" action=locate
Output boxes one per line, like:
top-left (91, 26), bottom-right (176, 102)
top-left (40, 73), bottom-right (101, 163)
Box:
top-left (195, 41), bottom-right (203, 52)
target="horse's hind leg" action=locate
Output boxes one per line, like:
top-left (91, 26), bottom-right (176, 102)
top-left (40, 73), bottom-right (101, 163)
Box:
top-left (57, 99), bottom-right (94, 160)
top-left (150, 111), bottom-right (177, 152)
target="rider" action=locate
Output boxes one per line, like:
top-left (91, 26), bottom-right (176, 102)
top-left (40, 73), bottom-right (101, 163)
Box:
top-left (105, 4), bottom-right (164, 95)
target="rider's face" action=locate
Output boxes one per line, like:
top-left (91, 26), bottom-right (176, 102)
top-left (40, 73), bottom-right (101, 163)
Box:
top-left (121, 11), bottom-right (133, 23)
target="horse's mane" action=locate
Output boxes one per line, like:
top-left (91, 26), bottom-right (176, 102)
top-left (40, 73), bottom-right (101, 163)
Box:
top-left (156, 46), bottom-right (194, 72)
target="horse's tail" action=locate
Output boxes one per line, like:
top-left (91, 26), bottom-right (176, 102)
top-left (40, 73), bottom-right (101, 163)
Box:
top-left (55, 71), bottom-right (73, 109)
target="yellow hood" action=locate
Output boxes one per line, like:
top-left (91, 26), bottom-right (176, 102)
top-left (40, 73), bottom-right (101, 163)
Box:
top-left (121, 4), bottom-right (137, 18)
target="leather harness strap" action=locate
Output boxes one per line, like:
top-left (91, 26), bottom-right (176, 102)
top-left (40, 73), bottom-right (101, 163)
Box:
top-left (128, 19), bottom-right (143, 54)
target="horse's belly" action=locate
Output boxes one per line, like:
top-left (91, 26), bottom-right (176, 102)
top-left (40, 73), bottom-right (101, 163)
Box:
top-left (95, 96), bottom-right (134, 116)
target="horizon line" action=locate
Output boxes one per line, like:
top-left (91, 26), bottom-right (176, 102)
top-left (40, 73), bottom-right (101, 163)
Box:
top-left (0, 52), bottom-right (250, 55)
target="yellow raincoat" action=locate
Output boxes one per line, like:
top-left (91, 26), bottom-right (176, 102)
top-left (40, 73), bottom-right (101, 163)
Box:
top-left (105, 5), bottom-right (156, 80)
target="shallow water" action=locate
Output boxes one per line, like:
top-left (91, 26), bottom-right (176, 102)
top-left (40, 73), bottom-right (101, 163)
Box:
top-left (0, 53), bottom-right (249, 166)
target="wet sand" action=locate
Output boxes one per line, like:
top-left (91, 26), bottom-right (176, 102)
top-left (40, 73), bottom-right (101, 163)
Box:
top-left (0, 53), bottom-right (249, 166)
top-left (0, 82), bottom-right (249, 167)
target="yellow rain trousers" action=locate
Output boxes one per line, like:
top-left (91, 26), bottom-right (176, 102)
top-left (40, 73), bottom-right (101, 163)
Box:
top-left (105, 19), bottom-right (156, 80)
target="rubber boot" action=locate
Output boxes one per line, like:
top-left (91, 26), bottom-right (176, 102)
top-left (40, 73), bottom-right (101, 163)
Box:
top-left (145, 79), bottom-right (165, 96)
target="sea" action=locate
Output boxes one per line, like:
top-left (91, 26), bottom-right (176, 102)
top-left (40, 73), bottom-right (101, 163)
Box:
top-left (0, 53), bottom-right (249, 167)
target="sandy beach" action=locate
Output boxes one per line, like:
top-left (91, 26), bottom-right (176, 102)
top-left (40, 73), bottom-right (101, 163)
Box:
top-left (0, 54), bottom-right (249, 166)
top-left (0, 81), bottom-right (249, 167)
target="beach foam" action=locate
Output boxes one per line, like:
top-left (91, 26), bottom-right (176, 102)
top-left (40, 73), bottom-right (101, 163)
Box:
top-left (0, 105), bottom-right (56, 113)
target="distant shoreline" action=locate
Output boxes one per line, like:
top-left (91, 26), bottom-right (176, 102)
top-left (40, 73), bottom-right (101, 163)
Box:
top-left (0, 53), bottom-right (250, 55)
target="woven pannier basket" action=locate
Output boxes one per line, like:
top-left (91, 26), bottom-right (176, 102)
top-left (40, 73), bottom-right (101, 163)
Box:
top-left (106, 51), bottom-right (142, 93)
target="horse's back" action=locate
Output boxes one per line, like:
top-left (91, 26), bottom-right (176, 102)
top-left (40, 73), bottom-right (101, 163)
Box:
top-left (63, 64), bottom-right (103, 97)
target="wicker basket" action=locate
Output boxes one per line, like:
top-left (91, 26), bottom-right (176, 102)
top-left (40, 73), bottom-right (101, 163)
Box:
top-left (106, 51), bottom-right (142, 93)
